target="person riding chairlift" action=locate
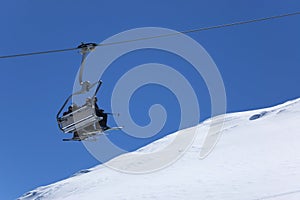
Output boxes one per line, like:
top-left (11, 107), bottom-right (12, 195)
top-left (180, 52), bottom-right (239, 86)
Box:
top-left (62, 104), bottom-right (80, 139)
top-left (93, 97), bottom-right (110, 131)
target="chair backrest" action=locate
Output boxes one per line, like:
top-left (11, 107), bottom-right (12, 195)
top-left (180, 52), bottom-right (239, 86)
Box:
top-left (58, 104), bottom-right (102, 133)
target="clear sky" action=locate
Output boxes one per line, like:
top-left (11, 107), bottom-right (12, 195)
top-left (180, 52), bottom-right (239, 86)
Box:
top-left (0, 1), bottom-right (300, 199)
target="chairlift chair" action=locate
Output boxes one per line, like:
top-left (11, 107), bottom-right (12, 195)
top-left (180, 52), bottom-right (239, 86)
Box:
top-left (56, 80), bottom-right (103, 134)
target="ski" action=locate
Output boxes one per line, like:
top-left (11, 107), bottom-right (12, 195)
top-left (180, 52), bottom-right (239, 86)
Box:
top-left (63, 138), bottom-right (82, 142)
top-left (103, 126), bottom-right (123, 132)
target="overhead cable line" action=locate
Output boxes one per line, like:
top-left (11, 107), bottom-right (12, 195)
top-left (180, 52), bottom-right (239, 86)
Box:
top-left (0, 47), bottom-right (79, 59)
top-left (0, 11), bottom-right (299, 59)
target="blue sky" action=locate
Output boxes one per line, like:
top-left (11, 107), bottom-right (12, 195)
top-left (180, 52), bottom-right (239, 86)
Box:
top-left (0, 1), bottom-right (300, 199)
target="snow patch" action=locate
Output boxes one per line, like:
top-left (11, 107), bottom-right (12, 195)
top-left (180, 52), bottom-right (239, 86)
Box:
top-left (18, 98), bottom-right (300, 200)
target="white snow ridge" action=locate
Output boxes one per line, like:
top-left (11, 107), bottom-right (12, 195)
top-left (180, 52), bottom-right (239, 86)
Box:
top-left (19, 98), bottom-right (300, 200)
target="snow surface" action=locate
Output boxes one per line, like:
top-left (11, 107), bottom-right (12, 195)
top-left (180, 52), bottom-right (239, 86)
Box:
top-left (19, 98), bottom-right (300, 200)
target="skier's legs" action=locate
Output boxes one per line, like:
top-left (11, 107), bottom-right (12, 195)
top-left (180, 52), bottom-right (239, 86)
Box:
top-left (99, 113), bottom-right (108, 128)
top-left (73, 131), bottom-right (79, 138)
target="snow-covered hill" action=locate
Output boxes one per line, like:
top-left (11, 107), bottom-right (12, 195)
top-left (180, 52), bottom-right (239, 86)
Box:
top-left (19, 98), bottom-right (300, 200)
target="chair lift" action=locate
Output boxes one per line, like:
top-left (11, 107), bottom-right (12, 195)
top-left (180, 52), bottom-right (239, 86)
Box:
top-left (56, 43), bottom-right (105, 136)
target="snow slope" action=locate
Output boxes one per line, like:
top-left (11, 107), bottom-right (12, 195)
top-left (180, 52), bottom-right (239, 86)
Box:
top-left (19, 98), bottom-right (300, 200)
